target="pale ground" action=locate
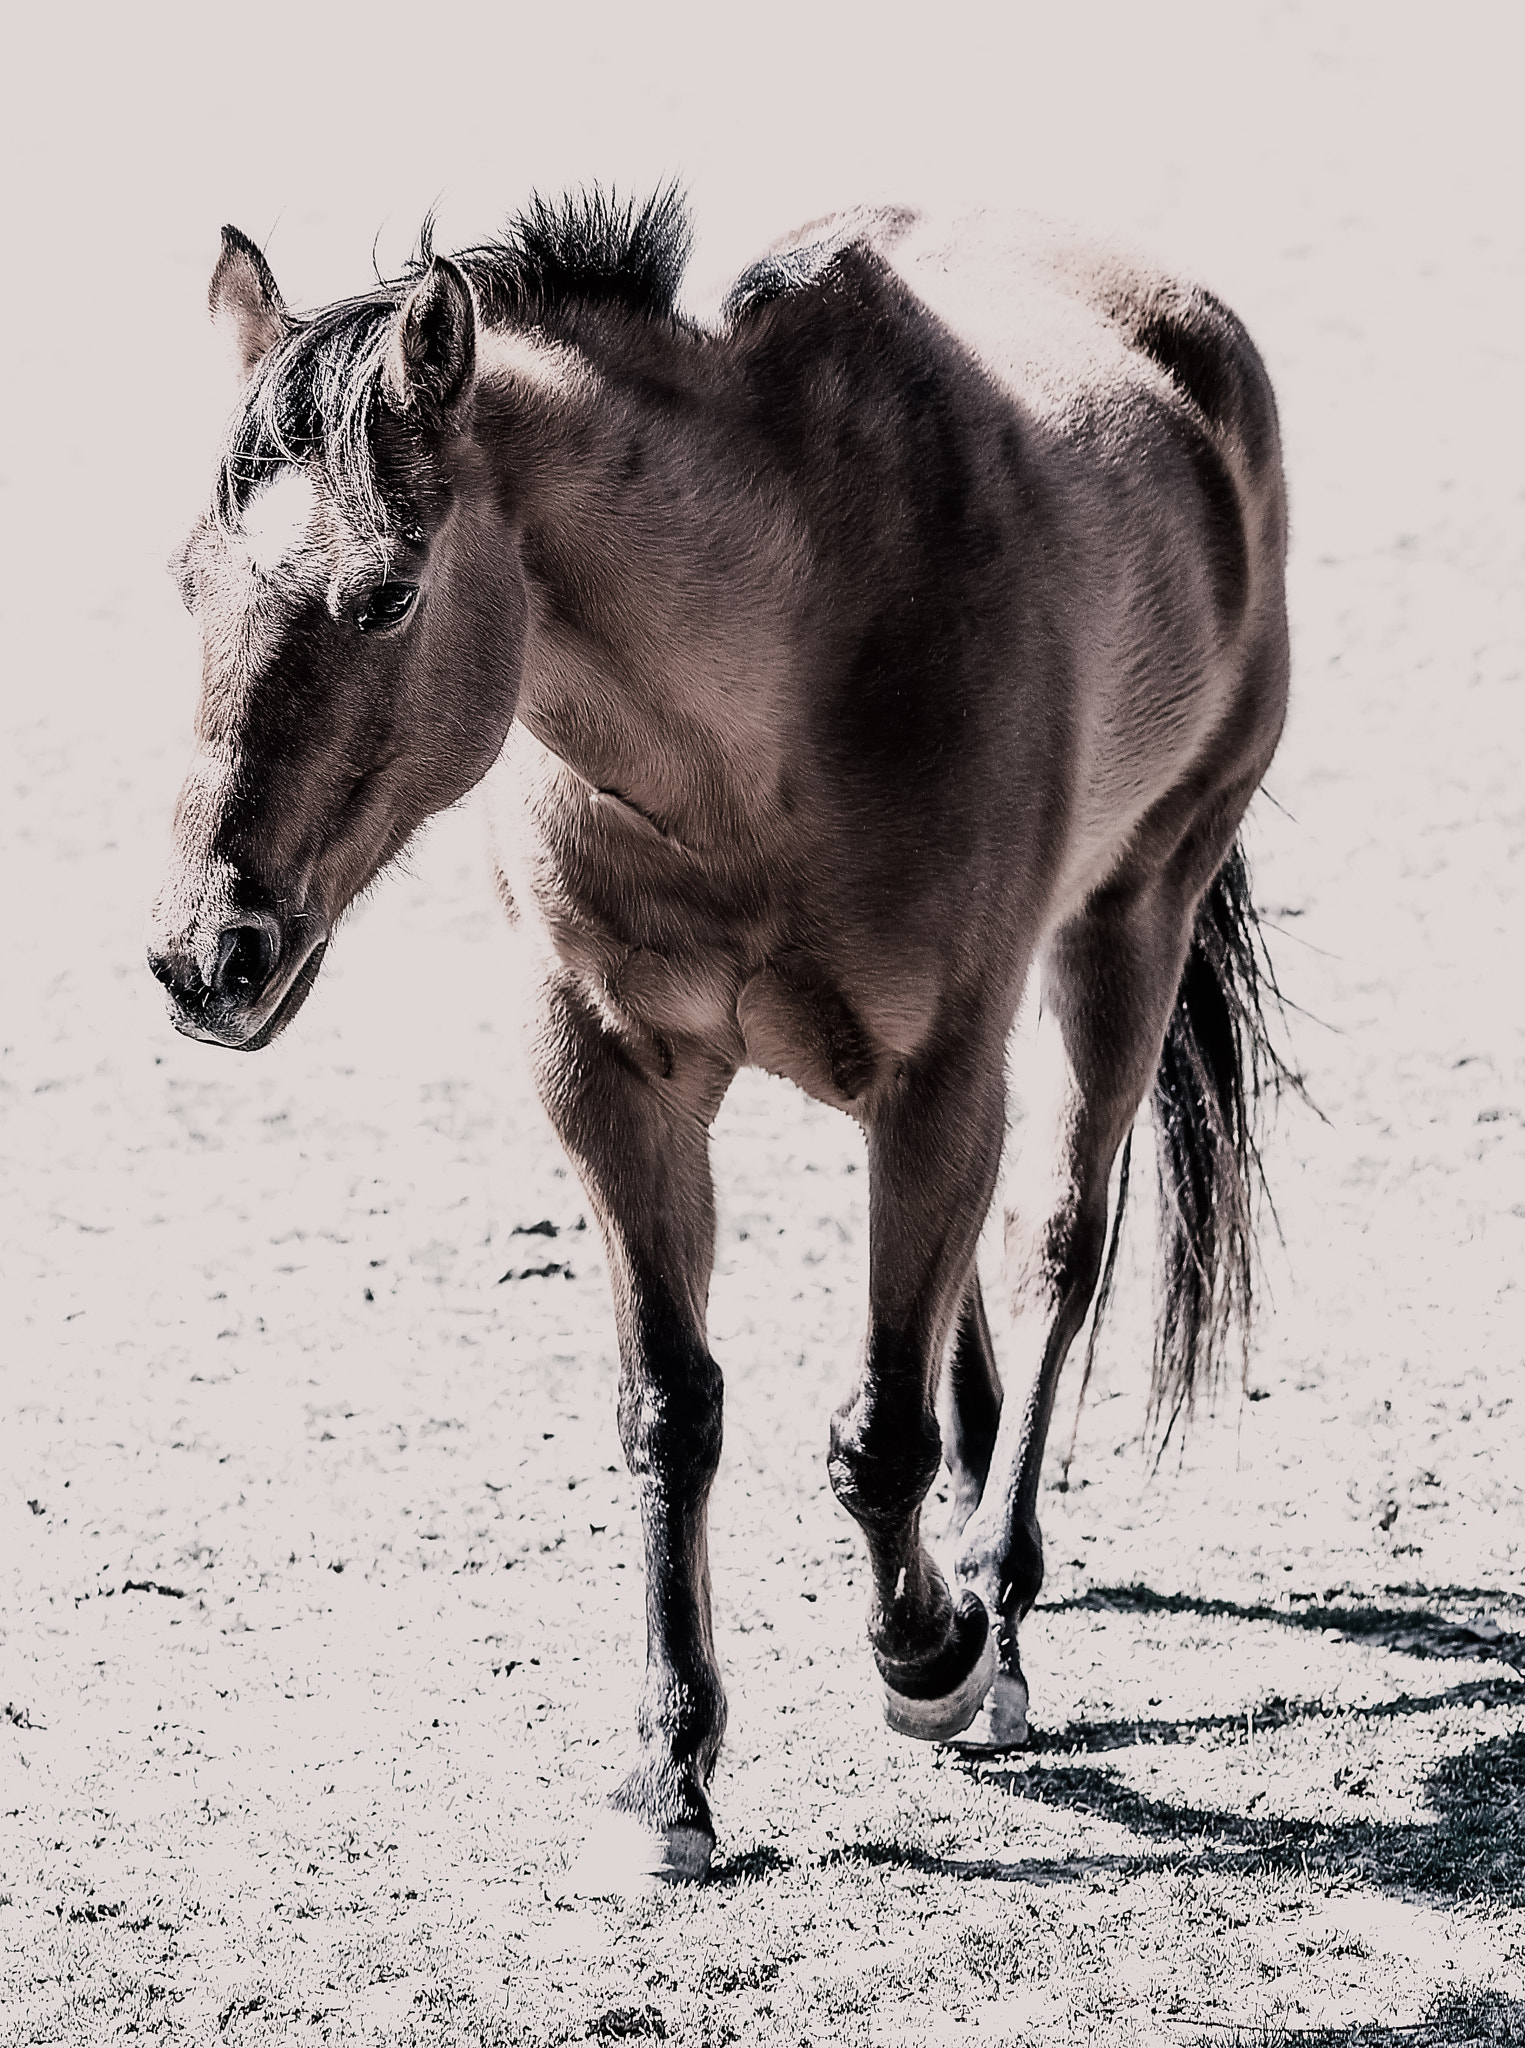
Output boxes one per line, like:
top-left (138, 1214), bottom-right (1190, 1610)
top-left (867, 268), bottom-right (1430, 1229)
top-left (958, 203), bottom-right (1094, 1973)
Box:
top-left (2, 4), bottom-right (1523, 2044)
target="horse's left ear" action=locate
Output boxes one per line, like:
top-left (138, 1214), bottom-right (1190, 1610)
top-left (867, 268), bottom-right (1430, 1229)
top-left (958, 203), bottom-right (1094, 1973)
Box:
top-left (384, 257), bottom-right (477, 418)
top-left (210, 226), bottom-right (286, 384)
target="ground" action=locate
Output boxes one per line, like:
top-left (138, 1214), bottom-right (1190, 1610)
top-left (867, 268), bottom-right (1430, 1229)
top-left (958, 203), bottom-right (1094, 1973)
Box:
top-left (2, 5), bottom-right (1522, 2044)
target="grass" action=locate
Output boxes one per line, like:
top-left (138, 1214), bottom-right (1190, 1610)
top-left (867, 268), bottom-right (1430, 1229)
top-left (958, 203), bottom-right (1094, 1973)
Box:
top-left (3, 1604), bottom-right (1522, 2045)
top-left (5, 1063), bottom-right (1523, 2047)
top-left (6, 1039), bottom-right (1522, 2048)
top-left (1176, 1980), bottom-right (1525, 2044)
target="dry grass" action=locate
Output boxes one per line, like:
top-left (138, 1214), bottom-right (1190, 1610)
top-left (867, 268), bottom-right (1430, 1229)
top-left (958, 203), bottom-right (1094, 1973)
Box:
top-left (4, 10), bottom-right (1524, 2044)
top-left (4, 1019), bottom-right (1522, 2044)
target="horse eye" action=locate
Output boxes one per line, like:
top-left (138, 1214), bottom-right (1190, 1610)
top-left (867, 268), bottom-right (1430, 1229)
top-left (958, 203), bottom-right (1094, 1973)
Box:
top-left (354, 582), bottom-right (417, 633)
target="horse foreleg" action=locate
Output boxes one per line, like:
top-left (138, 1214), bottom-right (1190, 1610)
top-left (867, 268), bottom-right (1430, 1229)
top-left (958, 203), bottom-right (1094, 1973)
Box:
top-left (953, 883), bottom-right (1199, 1749)
top-left (531, 977), bottom-right (734, 1890)
top-left (829, 1035), bottom-right (1007, 1740)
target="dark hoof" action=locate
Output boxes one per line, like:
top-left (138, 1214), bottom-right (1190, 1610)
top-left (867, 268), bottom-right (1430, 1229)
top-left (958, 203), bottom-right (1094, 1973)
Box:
top-left (877, 1591), bottom-right (995, 1742)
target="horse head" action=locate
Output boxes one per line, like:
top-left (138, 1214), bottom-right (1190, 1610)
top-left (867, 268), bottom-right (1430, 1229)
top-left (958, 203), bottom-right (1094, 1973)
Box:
top-left (148, 229), bottom-right (526, 1049)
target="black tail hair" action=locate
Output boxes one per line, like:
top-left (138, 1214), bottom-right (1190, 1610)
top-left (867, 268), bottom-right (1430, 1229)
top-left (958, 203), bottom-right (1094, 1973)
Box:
top-left (1146, 837), bottom-right (1305, 1445)
top-left (1063, 837), bottom-right (1306, 1475)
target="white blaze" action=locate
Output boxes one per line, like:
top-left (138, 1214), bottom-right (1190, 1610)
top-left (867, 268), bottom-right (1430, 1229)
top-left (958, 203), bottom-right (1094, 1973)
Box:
top-left (241, 466), bottom-right (321, 579)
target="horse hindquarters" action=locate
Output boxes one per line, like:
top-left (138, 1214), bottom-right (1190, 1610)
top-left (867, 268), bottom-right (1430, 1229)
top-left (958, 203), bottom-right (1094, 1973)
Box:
top-left (529, 975), bottom-right (735, 1891)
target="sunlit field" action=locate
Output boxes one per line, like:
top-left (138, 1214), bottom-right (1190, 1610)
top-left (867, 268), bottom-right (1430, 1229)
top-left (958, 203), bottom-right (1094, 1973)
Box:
top-left (3, 5), bottom-right (1521, 2042)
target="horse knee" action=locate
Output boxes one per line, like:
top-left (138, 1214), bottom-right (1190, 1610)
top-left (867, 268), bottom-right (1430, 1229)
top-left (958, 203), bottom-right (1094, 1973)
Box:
top-left (618, 1348), bottom-right (724, 1495)
top-left (827, 1396), bottom-right (942, 1533)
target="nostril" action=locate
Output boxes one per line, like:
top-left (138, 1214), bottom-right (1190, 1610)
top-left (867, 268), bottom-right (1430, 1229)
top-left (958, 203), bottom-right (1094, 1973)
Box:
top-left (211, 920), bottom-right (280, 1003)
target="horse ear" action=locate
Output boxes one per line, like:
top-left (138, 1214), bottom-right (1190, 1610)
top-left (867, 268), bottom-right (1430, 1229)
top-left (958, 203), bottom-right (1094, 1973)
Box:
top-left (210, 227), bottom-right (286, 383)
top-left (384, 257), bottom-right (477, 418)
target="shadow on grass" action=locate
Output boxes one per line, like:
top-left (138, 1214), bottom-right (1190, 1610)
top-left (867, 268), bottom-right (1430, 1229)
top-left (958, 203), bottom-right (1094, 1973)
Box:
top-left (805, 1726), bottom-right (1525, 1905)
top-left (970, 1730), bottom-right (1525, 1901)
top-left (1042, 1583), bottom-right (1524, 1671)
top-left (708, 1844), bottom-right (791, 1887)
top-left (1031, 1672), bottom-right (1523, 1755)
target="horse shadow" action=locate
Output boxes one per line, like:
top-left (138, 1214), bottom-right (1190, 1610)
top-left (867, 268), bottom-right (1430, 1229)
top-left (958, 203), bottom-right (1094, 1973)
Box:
top-left (946, 1717), bottom-right (1525, 1905)
top-left (1039, 1581), bottom-right (1524, 1668)
top-left (712, 1585), bottom-right (1525, 1910)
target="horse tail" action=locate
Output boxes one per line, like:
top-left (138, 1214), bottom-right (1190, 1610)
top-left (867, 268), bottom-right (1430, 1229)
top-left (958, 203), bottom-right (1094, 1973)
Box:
top-left (1144, 837), bottom-right (1303, 1447)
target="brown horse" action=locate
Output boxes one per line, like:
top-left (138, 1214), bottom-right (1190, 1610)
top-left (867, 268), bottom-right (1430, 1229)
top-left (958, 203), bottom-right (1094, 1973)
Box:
top-left (149, 189), bottom-right (1291, 1891)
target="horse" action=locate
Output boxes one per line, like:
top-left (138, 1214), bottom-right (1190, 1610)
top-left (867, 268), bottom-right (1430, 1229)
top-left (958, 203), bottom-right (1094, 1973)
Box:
top-left (149, 187), bottom-right (1291, 1891)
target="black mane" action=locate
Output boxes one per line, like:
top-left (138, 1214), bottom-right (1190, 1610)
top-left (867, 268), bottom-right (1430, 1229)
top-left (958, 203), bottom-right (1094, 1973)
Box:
top-left (454, 184), bottom-right (691, 326)
top-left (215, 185), bottom-right (692, 529)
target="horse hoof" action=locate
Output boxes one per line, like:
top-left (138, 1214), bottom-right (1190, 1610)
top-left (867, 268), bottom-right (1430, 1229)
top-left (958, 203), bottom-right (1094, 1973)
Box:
top-left (560, 1811), bottom-right (714, 1897)
top-left (879, 1596), bottom-right (997, 1742)
top-left (946, 1669), bottom-right (1031, 1753)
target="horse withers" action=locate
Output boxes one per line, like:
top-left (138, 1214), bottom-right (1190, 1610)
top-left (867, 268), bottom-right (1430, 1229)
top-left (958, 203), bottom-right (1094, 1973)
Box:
top-left (149, 190), bottom-right (1291, 1890)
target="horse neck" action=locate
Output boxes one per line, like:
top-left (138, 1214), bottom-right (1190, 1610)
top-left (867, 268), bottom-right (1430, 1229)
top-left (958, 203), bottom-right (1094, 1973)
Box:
top-left (474, 318), bottom-right (792, 833)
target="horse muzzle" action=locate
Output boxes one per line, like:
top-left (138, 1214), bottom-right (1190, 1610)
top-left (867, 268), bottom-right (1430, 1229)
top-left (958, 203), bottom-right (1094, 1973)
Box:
top-left (147, 908), bottom-right (330, 1051)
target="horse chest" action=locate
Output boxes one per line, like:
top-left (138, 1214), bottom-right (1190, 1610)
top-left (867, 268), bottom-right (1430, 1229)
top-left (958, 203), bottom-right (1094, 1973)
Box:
top-left (548, 894), bottom-right (882, 1111)
top-left (491, 740), bottom-right (933, 1109)
top-left (528, 861), bottom-right (889, 1110)
top-left (595, 943), bottom-right (883, 1112)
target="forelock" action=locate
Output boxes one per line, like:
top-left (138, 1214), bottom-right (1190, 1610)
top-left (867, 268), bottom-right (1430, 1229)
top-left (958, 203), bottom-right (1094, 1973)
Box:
top-left (214, 291), bottom-right (403, 537)
top-left (207, 183), bottom-right (693, 536)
